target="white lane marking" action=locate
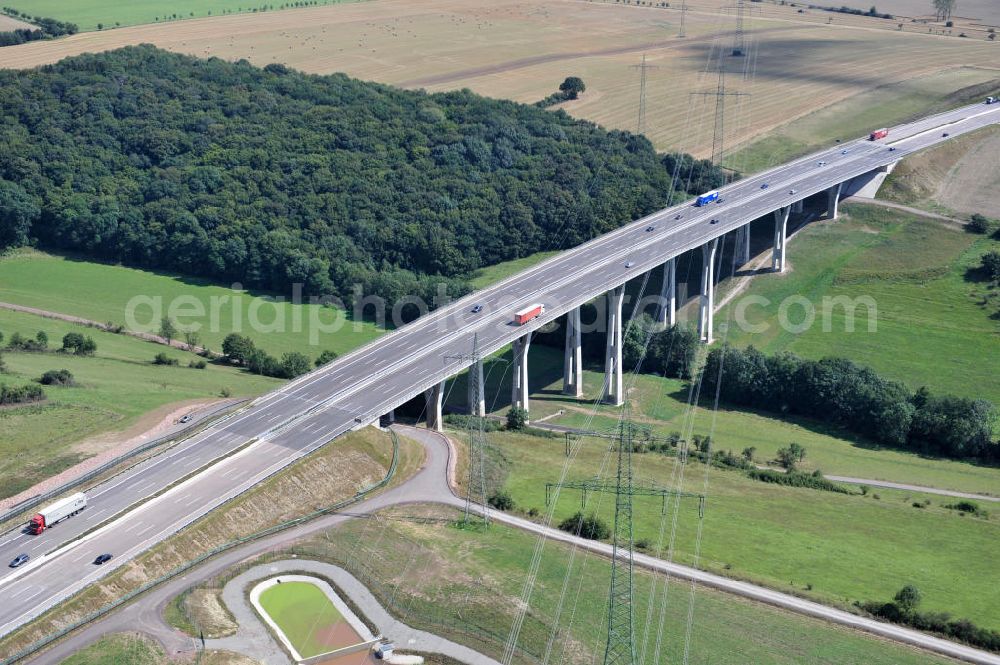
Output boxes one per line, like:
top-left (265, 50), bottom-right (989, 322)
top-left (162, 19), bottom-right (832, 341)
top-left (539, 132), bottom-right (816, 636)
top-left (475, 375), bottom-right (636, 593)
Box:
top-left (7, 585), bottom-right (35, 600)
top-left (0, 533), bottom-right (26, 549)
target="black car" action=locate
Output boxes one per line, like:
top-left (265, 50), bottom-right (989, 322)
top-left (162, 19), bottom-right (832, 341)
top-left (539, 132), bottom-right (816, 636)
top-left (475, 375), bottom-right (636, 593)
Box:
top-left (471, 304), bottom-right (483, 313)
top-left (709, 219), bottom-right (719, 225)
top-left (9, 553), bottom-right (29, 568)
top-left (645, 226), bottom-right (655, 232)
top-left (93, 553), bottom-right (113, 565)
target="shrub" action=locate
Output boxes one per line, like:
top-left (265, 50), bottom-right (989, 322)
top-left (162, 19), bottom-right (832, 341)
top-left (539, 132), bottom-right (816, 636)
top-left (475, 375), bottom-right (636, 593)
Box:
top-left (745, 469), bottom-right (853, 494)
top-left (188, 359), bottom-right (207, 369)
top-left (506, 406), bottom-right (528, 431)
top-left (967, 214), bottom-right (990, 234)
top-left (315, 349), bottom-right (339, 367)
top-left (558, 511), bottom-right (610, 540)
top-left (487, 490), bottom-right (515, 511)
top-left (38, 369), bottom-right (75, 386)
top-left (61, 332), bottom-right (96, 355)
top-left (0, 383), bottom-right (45, 405)
top-left (153, 352), bottom-right (179, 366)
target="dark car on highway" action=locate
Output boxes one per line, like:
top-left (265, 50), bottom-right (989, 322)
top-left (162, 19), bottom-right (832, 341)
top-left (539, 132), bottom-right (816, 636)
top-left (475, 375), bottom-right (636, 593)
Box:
top-left (9, 553), bottom-right (29, 568)
top-left (93, 553), bottom-right (113, 565)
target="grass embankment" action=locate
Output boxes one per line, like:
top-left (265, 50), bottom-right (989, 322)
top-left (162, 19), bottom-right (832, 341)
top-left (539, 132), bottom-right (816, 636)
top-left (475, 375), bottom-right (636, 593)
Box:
top-left (290, 503), bottom-right (957, 665)
top-left (0, 249), bottom-right (383, 359)
top-left (725, 68), bottom-right (1000, 174)
top-left (1, 0), bottom-right (357, 31)
top-left (57, 632), bottom-right (256, 665)
top-left (469, 424), bottom-right (1000, 630)
top-left (720, 203), bottom-right (1000, 407)
top-left (0, 307), bottom-right (280, 500)
top-left (0, 426), bottom-right (411, 659)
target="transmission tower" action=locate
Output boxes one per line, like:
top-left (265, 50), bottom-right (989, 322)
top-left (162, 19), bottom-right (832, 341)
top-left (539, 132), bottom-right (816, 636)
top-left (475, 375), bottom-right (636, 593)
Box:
top-left (446, 334), bottom-right (490, 526)
top-left (548, 425), bottom-right (707, 664)
top-left (630, 55), bottom-right (658, 136)
top-left (690, 63), bottom-right (750, 167)
top-left (605, 418), bottom-right (637, 665)
top-left (678, 0), bottom-right (688, 38)
top-left (732, 0), bottom-right (746, 56)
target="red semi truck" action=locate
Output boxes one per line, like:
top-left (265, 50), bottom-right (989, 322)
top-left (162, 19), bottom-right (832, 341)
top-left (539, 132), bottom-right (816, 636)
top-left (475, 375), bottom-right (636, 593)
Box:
top-left (513, 304), bottom-right (544, 325)
top-left (869, 128), bottom-right (889, 141)
top-left (28, 492), bottom-right (87, 534)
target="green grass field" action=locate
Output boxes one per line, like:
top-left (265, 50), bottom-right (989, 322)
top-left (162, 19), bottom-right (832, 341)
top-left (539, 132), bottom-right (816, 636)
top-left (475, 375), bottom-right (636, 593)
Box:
top-left (258, 581), bottom-right (352, 658)
top-left (719, 203), bottom-right (1000, 407)
top-left (298, 503), bottom-right (957, 664)
top-left (0, 250), bottom-right (383, 360)
top-left (3, 0), bottom-right (357, 32)
top-left (57, 633), bottom-right (162, 665)
top-left (0, 307), bottom-right (280, 499)
top-left (468, 250), bottom-right (559, 290)
top-left (476, 425), bottom-right (1000, 631)
top-left (724, 68), bottom-right (1000, 174)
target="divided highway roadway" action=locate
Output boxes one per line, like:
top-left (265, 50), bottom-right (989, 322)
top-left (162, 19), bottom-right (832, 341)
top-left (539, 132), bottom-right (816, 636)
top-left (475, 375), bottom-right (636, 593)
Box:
top-left (1, 101), bottom-right (999, 645)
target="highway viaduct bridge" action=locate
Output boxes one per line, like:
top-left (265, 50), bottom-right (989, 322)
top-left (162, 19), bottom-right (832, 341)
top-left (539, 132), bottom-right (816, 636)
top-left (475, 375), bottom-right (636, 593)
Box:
top-left (0, 101), bottom-right (998, 643)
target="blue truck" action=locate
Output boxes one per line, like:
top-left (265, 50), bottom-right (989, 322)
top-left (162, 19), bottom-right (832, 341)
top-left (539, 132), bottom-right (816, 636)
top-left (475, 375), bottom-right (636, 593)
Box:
top-left (695, 190), bottom-right (720, 206)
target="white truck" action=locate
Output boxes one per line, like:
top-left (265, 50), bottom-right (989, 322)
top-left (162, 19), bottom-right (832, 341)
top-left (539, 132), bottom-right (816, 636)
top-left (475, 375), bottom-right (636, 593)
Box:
top-left (28, 492), bottom-right (87, 535)
top-left (987, 97), bottom-right (997, 105)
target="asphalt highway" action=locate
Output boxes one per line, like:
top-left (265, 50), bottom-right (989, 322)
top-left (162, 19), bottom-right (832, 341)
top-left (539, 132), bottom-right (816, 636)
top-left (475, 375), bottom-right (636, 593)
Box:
top-left (1, 101), bottom-right (998, 643)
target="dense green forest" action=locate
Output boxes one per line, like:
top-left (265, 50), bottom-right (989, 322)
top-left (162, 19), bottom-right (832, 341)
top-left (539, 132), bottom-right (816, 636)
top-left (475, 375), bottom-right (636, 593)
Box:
top-left (0, 46), bottom-right (723, 309)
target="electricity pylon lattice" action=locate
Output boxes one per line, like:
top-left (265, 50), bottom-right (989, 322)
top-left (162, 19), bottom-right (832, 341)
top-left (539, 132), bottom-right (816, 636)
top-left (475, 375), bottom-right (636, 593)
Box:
top-left (691, 65), bottom-right (750, 167)
top-left (548, 425), bottom-right (707, 665)
top-left (732, 0), bottom-right (746, 56)
top-left (445, 334), bottom-right (489, 526)
top-left (630, 55), bottom-right (658, 136)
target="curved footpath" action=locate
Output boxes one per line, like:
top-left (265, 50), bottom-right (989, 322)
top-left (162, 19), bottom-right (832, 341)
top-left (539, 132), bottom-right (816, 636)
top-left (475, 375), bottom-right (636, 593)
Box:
top-left (19, 426), bottom-right (1000, 665)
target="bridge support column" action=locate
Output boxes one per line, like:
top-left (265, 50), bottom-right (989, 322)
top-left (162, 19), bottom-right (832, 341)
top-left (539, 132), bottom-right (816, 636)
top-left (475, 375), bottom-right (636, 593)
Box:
top-left (511, 333), bottom-right (532, 416)
top-left (698, 239), bottom-right (720, 344)
top-left (604, 285), bottom-right (625, 405)
top-left (425, 381), bottom-right (445, 432)
top-left (736, 225), bottom-right (751, 266)
top-left (792, 200), bottom-right (804, 214)
top-left (827, 182), bottom-right (843, 220)
top-left (563, 307), bottom-right (583, 397)
top-left (656, 258), bottom-right (677, 328)
top-left (467, 358), bottom-right (485, 417)
top-left (772, 206), bottom-right (791, 273)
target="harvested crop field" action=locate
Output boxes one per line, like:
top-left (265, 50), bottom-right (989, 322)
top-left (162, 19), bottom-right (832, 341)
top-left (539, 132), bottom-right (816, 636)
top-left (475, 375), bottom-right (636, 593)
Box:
top-left (1, 0), bottom-right (997, 157)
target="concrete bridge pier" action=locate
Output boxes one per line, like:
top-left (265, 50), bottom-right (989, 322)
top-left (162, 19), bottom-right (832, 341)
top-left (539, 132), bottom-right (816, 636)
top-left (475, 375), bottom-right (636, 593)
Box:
top-left (467, 358), bottom-right (485, 417)
top-left (563, 307), bottom-right (583, 397)
top-left (792, 200), bottom-right (804, 214)
top-left (827, 182), bottom-right (843, 220)
top-left (657, 258), bottom-right (677, 327)
top-left (698, 238), bottom-right (720, 344)
top-left (735, 225), bottom-right (751, 266)
top-left (604, 285), bottom-right (625, 405)
top-left (425, 381), bottom-right (445, 432)
top-left (511, 333), bottom-right (532, 416)
top-left (772, 206), bottom-right (791, 273)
